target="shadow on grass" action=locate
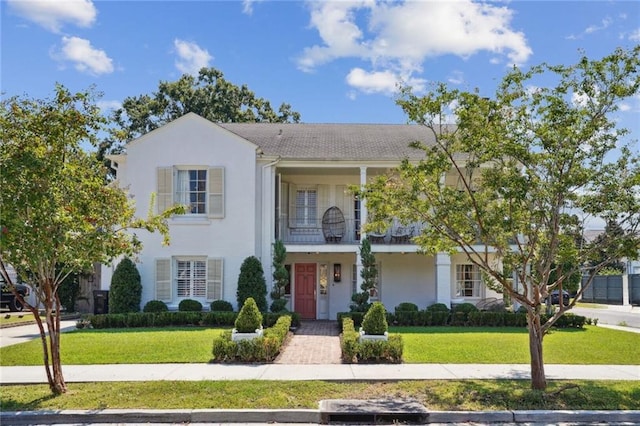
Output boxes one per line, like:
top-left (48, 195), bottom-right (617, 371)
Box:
top-left (391, 326), bottom-right (588, 335)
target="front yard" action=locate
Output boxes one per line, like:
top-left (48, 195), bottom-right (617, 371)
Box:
top-left (1, 325), bottom-right (638, 366)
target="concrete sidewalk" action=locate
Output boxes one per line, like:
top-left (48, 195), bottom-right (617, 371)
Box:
top-left (1, 362), bottom-right (639, 384)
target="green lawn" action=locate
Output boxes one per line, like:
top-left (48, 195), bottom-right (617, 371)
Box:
top-left (0, 312), bottom-right (40, 326)
top-left (0, 327), bottom-right (227, 365)
top-left (1, 325), bottom-right (638, 366)
top-left (394, 326), bottom-right (640, 364)
top-left (1, 380), bottom-right (638, 411)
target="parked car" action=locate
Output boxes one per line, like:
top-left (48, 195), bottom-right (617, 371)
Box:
top-left (1, 278), bottom-right (31, 312)
top-left (547, 289), bottom-right (570, 306)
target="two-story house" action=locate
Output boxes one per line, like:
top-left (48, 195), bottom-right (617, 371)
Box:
top-left (103, 112), bottom-right (502, 319)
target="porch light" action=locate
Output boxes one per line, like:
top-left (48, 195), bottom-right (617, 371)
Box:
top-left (333, 263), bottom-right (342, 282)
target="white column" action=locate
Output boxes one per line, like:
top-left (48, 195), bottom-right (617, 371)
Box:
top-left (622, 273), bottom-right (630, 306)
top-left (356, 167), bottom-right (368, 292)
top-left (435, 252), bottom-right (452, 306)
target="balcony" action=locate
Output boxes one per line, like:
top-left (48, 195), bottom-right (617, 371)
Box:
top-left (276, 218), bottom-right (423, 246)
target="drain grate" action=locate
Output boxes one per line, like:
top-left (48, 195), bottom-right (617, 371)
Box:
top-left (319, 399), bottom-right (428, 424)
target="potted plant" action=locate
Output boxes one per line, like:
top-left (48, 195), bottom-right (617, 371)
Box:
top-left (359, 302), bottom-right (389, 342)
top-left (231, 297), bottom-right (264, 342)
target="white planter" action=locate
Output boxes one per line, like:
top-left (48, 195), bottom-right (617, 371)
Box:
top-left (358, 327), bottom-right (388, 342)
top-left (231, 328), bottom-right (263, 342)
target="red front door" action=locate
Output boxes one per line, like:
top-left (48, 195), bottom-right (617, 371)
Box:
top-left (295, 263), bottom-right (316, 320)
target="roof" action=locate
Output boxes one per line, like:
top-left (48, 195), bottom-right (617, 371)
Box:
top-left (217, 122), bottom-right (438, 161)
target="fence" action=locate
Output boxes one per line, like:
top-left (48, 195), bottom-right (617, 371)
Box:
top-left (581, 274), bottom-right (640, 305)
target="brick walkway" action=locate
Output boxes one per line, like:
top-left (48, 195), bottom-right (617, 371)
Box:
top-left (275, 320), bottom-right (341, 364)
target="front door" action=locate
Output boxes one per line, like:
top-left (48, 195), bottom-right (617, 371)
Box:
top-left (295, 263), bottom-right (316, 319)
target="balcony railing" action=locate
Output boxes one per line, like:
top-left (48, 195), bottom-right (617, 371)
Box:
top-left (276, 218), bottom-right (424, 245)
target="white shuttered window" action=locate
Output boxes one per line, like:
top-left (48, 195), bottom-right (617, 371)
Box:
top-left (155, 257), bottom-right (224, 303)
top-left (156, 166), bottom-right (224, 218)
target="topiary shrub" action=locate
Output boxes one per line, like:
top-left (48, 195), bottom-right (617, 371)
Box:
top-left (270, 298), bottom-right (288, 313)
top-left (361, 302), bottom-right (388, 335)
top-left (234, 297), bottom-right (263, 333)
top-left (178, 299), bottom-right (203, 312)
top-left (109, 257), bottom-right (142, 314)
top-left (426, 302), bottom-right (450, 312)
top-left (395, 302), bottom-right (419, 312)
top-left (210, 300), bottom-right (233, 312)
top-left (143, 300), bottom-right (168, 313)
top-left (236, 256), bottom-right (268, 312)
top-left (453, 302), bottom-right (479, 314)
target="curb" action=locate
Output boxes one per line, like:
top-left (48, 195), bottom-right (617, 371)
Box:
top-left (2, 409), bottom-right (640, 425)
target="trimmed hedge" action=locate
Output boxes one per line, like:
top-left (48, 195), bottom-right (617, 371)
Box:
top-left (88, 311), bottom-right (300, 329)
top-left (212, 315), bottom-right (292, 362)
top-left (340, 318), bottom-right (403, 363)
top-left (210, 300), bottom-right (233, 312)
top-left (178, 299), bottom-right (203, 312)
top-left (337, 310), bottom-right (586, 329)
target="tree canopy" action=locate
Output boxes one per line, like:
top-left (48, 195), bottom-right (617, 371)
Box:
top-left (362, 46), bottom-right (640, 390)
top-left (0, 85), bottom-right (182, 394)
top-left (102, 67), bottom-right (302, 156)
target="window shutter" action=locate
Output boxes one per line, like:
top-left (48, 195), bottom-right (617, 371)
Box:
top-left (318, 184), bottom-right (329, 215)
top-left (208, 167), bottom-right (224, 218)
top-left (155, 258), bottom-right (172, 302)
top-left (156, 167), bottom-right (173, 214)
top-left (288, 183), bottom-right (297, 228)
top-left (206, 258), bottom-right (223, 301)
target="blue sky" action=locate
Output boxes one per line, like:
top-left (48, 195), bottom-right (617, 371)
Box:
top-left (1, 0), bottom-right (639, 137)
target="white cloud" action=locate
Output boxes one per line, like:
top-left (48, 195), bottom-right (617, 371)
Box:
top-left (7, 0), bottom-right (97, 33)
top-left (97, 100), bottom-right (122, 112)
top-left (298, 1), bottom-right (532, 95)
top-left (585, 17), bottom-right (612, 34)
top-left (173, 39), bottom-right (212, 75)
top-left (242, 0), bottom-right (264, 15)
top-left (346, 68), bottom-right (426, 95)
top-left (52, 36), bottom-right (113, 75)
top-left (448, 70), bottom-right (465, 85)
top-left (628, 28), bottom-right (640, 42)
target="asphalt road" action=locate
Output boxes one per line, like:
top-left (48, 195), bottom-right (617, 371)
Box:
top-left (571, 305), bottom-right (640, 328)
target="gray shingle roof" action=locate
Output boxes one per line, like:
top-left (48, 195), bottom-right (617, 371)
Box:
top-left (217, 123), bottom-right (437, 161)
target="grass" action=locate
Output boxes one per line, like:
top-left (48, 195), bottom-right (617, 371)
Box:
top-left (395, 326), bottom-right (640, 364)
top-left (0, 327), bottom-right (227, 365)
top-left (2, 325), bottom-right (638, 366)
top-left (0, 312), bottom-right (40, 326)
top-left (1, 380), bottom-right (639, 411)
top-left (574, 302), bottom-right (609, 309)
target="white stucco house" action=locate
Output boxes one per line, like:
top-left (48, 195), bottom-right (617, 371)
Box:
top-left (102, 112), bottom-right (502, 319)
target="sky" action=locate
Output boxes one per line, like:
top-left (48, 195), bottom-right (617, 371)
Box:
top-left (1, 0), bottom-right (639, 136)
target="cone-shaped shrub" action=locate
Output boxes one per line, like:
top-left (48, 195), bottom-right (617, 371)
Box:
top-left (361, 302), bottom-right (388, 335)
top-left (236, 256), bottom-right (268, 311)
top-left (109, 257), bottom-right (142, 313)
top-left (234, 297), bottom-right (263, 333)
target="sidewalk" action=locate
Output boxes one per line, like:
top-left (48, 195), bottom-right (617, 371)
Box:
top-left (1, 362), bottom-right (639, 384)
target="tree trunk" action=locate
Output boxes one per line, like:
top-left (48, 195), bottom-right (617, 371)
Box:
top-left (527, 311), bottom-right (547, 390)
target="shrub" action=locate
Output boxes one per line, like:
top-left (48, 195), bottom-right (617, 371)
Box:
top-left (270, 298), bottom-right (288, 313)
top-left (178, 299), bottom-right (203, 312)
top-left (426, 302), bottom-right (450, 312)
top-left (109, 258), bottom-right (142, 314)
top-left (452, 302), bottom-right (479, 314)
top-left (210, 300), bottom-right (233, 312)
top-left (236, 256), bottom-right (268, 312)
top-left (340, 318), bottom-right (359, 363)
top-left (143, 300), bottom-right (168, 313)
top-left (270, 239), bottom-right (289, 312)
top-left (340, 317), bottom-right (403, 363)
top-left (395, 302), bottom-right (419, 312)
top-left (361, 302), bottom-right (388, 335)
top-left (235, 297), bottom-right (263, 333)
top-left (58, 272), bottom-right (81, 312)
top-left (212, 315), bottom-right (292, 362)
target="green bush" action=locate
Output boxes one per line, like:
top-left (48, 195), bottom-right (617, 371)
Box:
top-left (453, 302), bottom-right (479, 314)
top-left (427, 302), bottom-right (450, 312)
top-left (236, 256), bottom-right (268, 312)
top-left (143, 300), bottom-right (168, 313)
top-left (340, 318), bottom-right (359, 363)
top-left (269, 298), bottom-right (288, 313)
top-left (395, 302), bottom-right (419, 312)
top-left (109, 258), bottom-right (142, 314)
top-left (340, 318), bottom-right (403, 363)
top-left (178, 299), bottom-right (203, 312)
top-left (58, 272), bottom-right (81, 312)
top-left (212, 315), bottom-right (292, 362)
top-left (234, 297), bottom-right (263, 333)
top-left (210, 300), bottom-right (233, 312)
top-left (361, 302), bottom-right (388, 335)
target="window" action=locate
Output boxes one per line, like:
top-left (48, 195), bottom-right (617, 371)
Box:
top-left (177, 259), bottom-right (206, 298)
top-left (319, 264), bottom-right (328, 295)
top-left (295, 188), bottom-right (317, 227)
top-left (177, 170), bottom-right (206, 214)
top-left (456, 264), bottom-right (481, 297)
top-left (156, 167), bottom-right (224, 218)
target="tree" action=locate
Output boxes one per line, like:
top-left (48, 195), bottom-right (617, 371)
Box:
top-left (362, 47), bottom-right (640, 390)
top-left (101, 67), bottom-right (302, 157)
top-left (0, 85), bottom-right (182, 395)
top-left (236, 256), bottom-right (267, 312)
top-left (351, 238), bottom-right (378, 312)
top-left (588, 220), bottom-right (627, 273)
top-left (270, 240), bottom-right (289, 312)
top-left (109, 257), bottom-right (142, 313)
